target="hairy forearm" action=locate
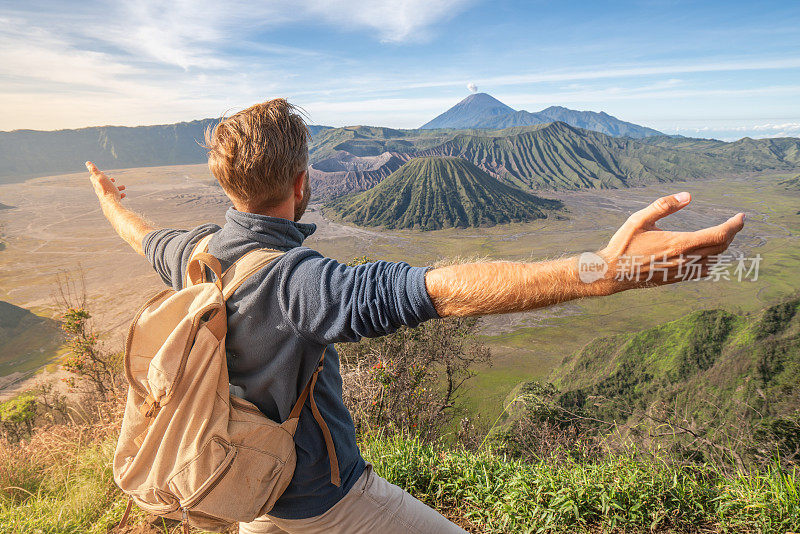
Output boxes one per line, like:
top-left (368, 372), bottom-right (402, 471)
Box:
top-left (99, 198), bottom-right (155, 256)
top-left (425, 256), bottom-right (615, 317)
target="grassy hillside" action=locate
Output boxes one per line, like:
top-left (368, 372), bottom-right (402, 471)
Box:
top-left (310, 124), bottom-right (800, 198)
top-left (417, 122), bottom-right (753, 190)
top-left (308, 125), bottom-right (551, 164)
top-left (326, 157), bottom-right (562, 230)
top-left (2, 427), bottom-right (797, 534)
top-left (549, 297), bottom-right (800, 439)
top-left (709, 137), bottom-right (800, 169)
top-left (0, 301), bottom-right (63, 379)
top-left (640, 136), bottom-right (800, 169)
top-left (638, 136), bottom-right (729, 150)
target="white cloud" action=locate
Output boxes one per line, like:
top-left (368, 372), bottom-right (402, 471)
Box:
top-left (85, 0), bottom-right (474, 71)
top-left (299, 0), bottom-right (474, 43)
top-left (0, 0), bottom-right (478, 130)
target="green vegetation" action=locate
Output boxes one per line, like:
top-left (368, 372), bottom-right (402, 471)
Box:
top-left (0, 427), bottom-right (129, 534)
top-left (308, 125), bottom-right (457, 163)
top-left (710, 137), bottom-right (800, 169)
top-left (363, 434), bottom-right (800, 534)
top-left (641, 136), bottom-right (800, 170)
top-left (2, 290), bottom-right (799, 532)
top-left (2, 429), bottom-right (797, 534)
top-left (416, 122), bottom-right (787, 190)
top-left (547, 297), bottom-right (800, 465)
top-left (0, 391), bottom-right (37, 442)
top-left (312, 122), bottom-right (800, 200)
top-left (326, 156), bottom-right (562, 230)
top-left (0, 120), bottom-right (217, 183)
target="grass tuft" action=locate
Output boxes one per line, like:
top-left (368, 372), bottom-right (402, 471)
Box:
top-left (362, 433), bottom-right (800, 533)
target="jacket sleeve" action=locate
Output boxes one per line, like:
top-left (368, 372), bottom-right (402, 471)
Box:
top-left (277, 248), bottom-right (440, 345)
top-left (142, 224), bottom-right (220, 290)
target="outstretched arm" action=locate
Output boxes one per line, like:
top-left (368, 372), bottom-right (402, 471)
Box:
top-left (86, 161), bottom-right (155, 256)
top-left (425, 192), bottom-right (745, 317)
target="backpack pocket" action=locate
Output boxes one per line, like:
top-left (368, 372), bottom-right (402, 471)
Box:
top-left (188, 401), bottom-right (298, 522)
top-left (169, 437), bottom-right (236, 507)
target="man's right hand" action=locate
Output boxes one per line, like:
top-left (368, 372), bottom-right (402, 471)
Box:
top-left (598, 192), bottom-right (745, 293)
top-left (85, 160), bottom-right (153, 256)
top-left (86, 161), bottom-right (126, 204)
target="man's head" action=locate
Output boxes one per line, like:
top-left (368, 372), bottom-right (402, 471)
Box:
top-left (205, 99), bottom-right (310, 220)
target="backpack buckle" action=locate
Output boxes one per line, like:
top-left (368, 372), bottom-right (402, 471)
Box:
top-left (139, 396), bottom-right (161, 418)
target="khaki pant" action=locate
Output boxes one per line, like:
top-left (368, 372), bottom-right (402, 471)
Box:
top-left (239, 465), bottom-right (467, 534)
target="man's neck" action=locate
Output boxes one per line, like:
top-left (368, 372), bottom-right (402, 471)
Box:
top-left (232, 200), bottom-right (295, 221)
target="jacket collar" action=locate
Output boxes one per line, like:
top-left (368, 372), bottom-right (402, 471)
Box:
top-left (223, 207), bottom-right (316, 250)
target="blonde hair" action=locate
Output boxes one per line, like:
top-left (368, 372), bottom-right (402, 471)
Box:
top-left (205, 99), bottom-right (309, 208)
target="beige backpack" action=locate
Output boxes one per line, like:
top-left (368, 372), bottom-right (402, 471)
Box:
top-left (113, 234), bottom-right (340, 532)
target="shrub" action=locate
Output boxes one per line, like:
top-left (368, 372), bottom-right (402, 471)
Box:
top-left (0, 392), bottom-right (37, 443)
top-left (339, 317), bottom-right (489, 441)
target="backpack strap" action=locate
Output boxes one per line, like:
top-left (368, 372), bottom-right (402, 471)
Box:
top-left (185, 233), bottom-right (216, 288)
top-left (187, 253), bottom-right (223, 291)
top-left (186, 234), bottom-right (340, 486)
top-left (287, 347), bottom-right (341, 487)
top-left (220, 247), bottom-right (284, 301)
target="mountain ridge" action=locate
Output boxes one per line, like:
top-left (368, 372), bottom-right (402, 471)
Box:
top-left (309, 122), bottom-right (800, 200)
top-left (0, 120), bottom-right (331, 182)
top-left (420, 93), bottom-right (664, 138)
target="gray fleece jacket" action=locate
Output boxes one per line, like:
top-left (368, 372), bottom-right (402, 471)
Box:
top-left (143, 207), bottom-right (439, 519)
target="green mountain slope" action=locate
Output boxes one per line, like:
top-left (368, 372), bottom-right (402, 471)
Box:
top-left (418, 121), bottom-right (747, 190)
top-left (326, 157), bottom-right (562, 230)
top-left (0, 120), bottom-right (216, 182)
top-left (709, 137), bottom-right (800, 169)
top-left (549, 297), bottom-right (800, 433)
top-left (640, 135), bottom-right (800, 169)
top-left (637, 135), bottom-right (729, 150)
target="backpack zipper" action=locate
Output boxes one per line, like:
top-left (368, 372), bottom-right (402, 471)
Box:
top-left (123, 289), bottom-right (173, 396)
top-left (180, 446), bottom-right (237, 510)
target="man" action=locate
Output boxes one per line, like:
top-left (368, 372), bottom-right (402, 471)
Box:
top-left (87, 99), bottom-right (744, 534)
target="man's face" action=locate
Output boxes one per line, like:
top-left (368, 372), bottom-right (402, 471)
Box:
top-left (294, 169), bottom-right (310, 221)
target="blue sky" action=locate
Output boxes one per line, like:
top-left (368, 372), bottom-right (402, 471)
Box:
top-left (1, 0), bottom-right (799, 140)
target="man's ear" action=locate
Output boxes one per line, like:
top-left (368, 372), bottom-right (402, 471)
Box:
top-left (293, 170), bottom-right (307, 201)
